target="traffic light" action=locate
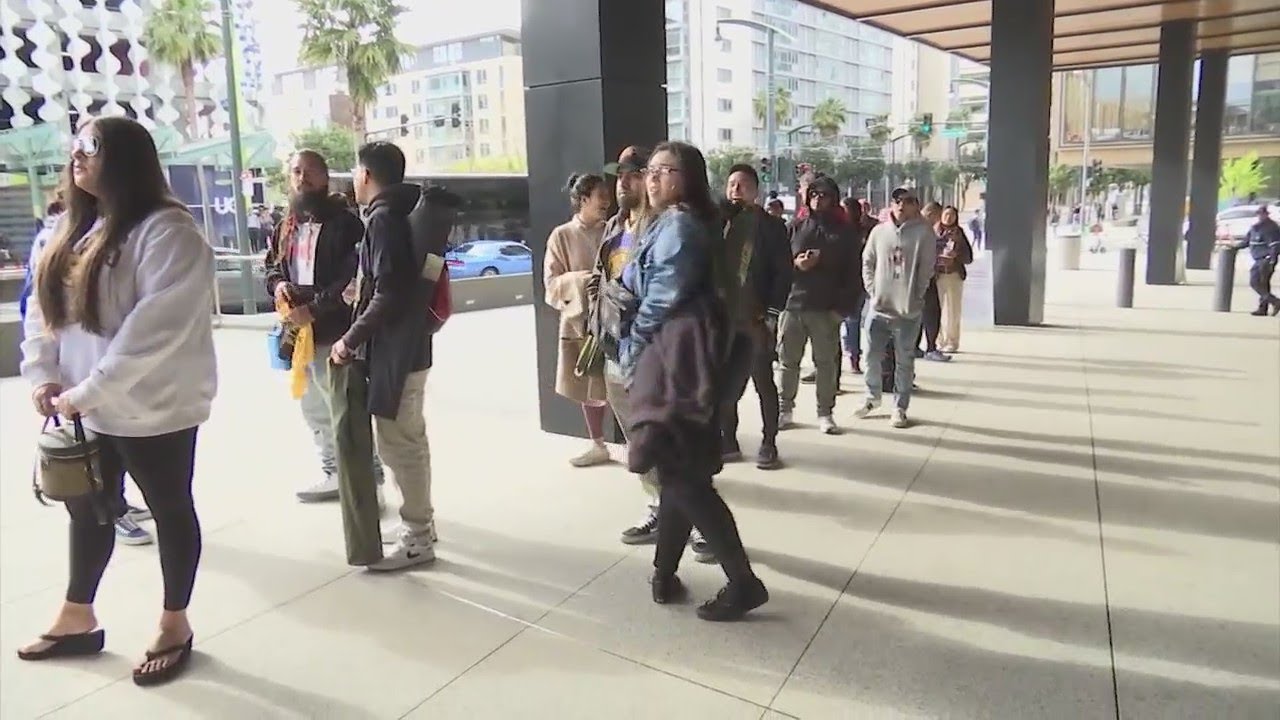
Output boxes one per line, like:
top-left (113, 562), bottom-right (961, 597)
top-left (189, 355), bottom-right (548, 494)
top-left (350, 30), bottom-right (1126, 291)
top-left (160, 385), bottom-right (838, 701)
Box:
top-left (920, 113), bottom-right (934, 135)
top-left (1091, 159), bottom-right (1103, 172)
top-left (450, 102), bottom-right (462, 129)
top-left (760, 156), bottom-right (772, 184)
top-left (399, 114), bottom-right (409, 137)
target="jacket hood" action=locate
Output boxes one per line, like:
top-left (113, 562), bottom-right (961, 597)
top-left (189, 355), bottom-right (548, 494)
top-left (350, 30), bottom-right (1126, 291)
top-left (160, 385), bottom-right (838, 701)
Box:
top-left (368, 182), bottom-right (421, 217)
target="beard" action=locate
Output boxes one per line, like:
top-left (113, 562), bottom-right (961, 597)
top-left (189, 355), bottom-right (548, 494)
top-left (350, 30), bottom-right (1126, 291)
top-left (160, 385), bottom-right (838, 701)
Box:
top-left (289, 188), bottom-right (328, 217)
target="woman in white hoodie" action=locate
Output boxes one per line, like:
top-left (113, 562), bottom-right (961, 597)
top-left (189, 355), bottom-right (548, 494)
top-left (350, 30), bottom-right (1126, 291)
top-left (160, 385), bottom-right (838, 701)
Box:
top-left (17, 116), bottom-right (216, 688)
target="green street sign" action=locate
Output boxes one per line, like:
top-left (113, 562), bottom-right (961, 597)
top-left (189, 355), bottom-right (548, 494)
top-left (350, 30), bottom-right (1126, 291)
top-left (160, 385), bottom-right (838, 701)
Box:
top-left (940, 127), bottom-right (968, 138)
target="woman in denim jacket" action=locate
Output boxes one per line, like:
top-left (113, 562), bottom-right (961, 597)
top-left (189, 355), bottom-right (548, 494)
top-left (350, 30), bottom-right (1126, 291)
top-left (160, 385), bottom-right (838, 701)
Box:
top-left (616, 141), bottom-right (769, 622)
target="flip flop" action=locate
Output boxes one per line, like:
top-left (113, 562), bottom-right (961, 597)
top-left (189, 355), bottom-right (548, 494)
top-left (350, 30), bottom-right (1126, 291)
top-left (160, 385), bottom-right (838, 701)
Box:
top-left (132, 635), bottom-right (194, 687)
top-left (16, 629), bottom-right (105, 661)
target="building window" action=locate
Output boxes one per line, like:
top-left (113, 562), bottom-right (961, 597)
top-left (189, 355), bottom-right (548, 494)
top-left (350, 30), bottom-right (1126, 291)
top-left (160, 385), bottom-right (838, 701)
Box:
top-left (480, 143), bottom-right (491, 156)
top-left (302, 70), bottom-right (316, 90)
top-left (1090, 67), bottom-right (1123, 142)
top-left (475, 69), bottom-right (488, 84)
top-left (1252, 52), bottom-right (1280, 135)
top-left (382, 83), bottom-right (396, 96)
top-left (718, 128), bottom-right (733, 142)
top-left (720, 38), bottom-right (732, 52)
top-left (415, 126), bottom-right (424, 138)
top-left (1121, 65), bottom-right (1155, 140)
top-left (717, 68), bottom-right (732, 83)
top-left (479, 118), bottom-right (490, 133)
top-left (411, 80), bottom-right (420, 93)
top-left (386, 106), bottom-right (398, 119)
top-left (412, 102), bottom-right (422, 116)
top-left (718, 98), bottom-right (733, 112)
top-left (716, 5), bottom-right (730, 19)
top-left (416, 149), bottom-right (425, 162)
top-left (477, 95), bottom-right (489, 110)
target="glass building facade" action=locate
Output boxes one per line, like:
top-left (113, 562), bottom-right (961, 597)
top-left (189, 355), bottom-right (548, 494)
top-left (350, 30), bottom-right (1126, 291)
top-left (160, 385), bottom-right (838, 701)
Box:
top-left (1060, 52), bottom-right (1280, 145)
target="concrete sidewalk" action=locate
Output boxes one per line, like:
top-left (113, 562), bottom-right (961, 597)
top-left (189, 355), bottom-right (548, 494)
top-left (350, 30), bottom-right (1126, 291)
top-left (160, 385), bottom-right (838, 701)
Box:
top-left (0, 256), bottom-right (1276, 719)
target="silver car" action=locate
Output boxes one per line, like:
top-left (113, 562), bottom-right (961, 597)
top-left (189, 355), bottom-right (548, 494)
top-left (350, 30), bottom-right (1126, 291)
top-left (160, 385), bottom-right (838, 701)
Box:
top-left (212, 246), bottom-right (271, 314)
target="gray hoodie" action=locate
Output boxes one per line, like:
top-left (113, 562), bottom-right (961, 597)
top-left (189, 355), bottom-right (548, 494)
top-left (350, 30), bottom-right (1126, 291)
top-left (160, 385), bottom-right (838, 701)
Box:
top-left (862, 216), bottom-right (937, 320)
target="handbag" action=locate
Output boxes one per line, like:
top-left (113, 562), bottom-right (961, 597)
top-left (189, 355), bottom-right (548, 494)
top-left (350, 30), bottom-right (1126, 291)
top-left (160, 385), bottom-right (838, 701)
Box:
top-left (267, 323), bottom-right (293, 370)
top-left (32, 415), bottom-right (105, 510)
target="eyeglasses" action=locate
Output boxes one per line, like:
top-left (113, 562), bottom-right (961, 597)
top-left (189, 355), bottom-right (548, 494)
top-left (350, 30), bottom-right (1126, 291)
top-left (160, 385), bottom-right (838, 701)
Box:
top-left (642, 165), bottom-right (680, 178)
top-left (71, 135), bottom-right (100, 158)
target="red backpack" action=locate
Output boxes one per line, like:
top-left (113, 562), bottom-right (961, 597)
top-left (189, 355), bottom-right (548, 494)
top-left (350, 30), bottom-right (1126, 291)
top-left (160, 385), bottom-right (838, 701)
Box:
top-left (423, 254), bottom-right (452, 334)
top-left (408, 184), bottom-right (462, 335)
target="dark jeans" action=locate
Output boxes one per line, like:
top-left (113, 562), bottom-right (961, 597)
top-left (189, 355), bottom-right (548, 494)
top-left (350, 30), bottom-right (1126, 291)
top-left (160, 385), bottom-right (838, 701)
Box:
top-left (721, 329), bottom-right (780, 449)
top-left (1249, 259), bottom-right (1277, 307)
top-left (67, 427), bottom-right (201, 611)
top-left (916, 279), bottom-right (942, 353)
top-left (328, 361), bottom-right (383, 566)
top-left (653, 466), bottom-right (755, 586)
top-left (843, 295), bottom-right (867, 362)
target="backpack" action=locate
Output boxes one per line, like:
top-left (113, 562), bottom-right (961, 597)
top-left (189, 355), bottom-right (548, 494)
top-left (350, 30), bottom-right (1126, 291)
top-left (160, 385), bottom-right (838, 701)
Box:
top-left (407, 184), bottom-right (462, 334)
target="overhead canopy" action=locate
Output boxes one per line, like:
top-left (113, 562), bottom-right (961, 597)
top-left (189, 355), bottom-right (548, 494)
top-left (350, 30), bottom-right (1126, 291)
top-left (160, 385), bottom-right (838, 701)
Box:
top-left (813, 0), bottom-right (1280, 70)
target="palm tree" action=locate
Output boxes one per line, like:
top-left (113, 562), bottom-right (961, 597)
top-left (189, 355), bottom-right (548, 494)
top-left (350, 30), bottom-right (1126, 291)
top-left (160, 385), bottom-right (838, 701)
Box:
top-left (142, 0), bottom-right (221, 141)
top-left (866, 114), bottom-right (892, 146)
top-left (753, 86), bottom-right (793, 129)
top-left (295, 0), bottom-right (409, 145)
top-left (811, 98), bottom-right (848, 139)
top-left (909, 112), bottom-right (935, 156)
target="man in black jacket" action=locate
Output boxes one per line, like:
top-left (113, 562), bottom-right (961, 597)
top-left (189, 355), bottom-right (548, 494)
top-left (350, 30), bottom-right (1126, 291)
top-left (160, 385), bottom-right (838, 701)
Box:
top-left (718, 164), bottom-right (792, 472)
top-left (266, 149), bottom-right (384, 504)
top-left (330, 142), bottom-right (437, 572)
top-left (777, 175), bottom-right (861, 435)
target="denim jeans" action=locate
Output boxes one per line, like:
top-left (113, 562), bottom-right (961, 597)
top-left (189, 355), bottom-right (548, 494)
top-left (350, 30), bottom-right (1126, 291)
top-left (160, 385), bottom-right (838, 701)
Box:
top-left (843, 296), bottom-right (867, 362)
top-left (865, 315), bottom-right (921, 411)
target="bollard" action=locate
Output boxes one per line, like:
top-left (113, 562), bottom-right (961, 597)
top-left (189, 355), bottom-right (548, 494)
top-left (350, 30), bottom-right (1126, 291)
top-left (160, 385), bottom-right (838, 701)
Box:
top-left (1116, 247), bottom-right (1136, 308)
top-left (1213, 246), bottom-right (1238, 312)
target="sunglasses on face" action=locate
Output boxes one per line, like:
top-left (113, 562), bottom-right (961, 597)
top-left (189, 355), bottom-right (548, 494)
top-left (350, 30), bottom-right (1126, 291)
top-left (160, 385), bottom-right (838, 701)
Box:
top-left (642, 165), bottom-right (680, 178)
top-left (71, 135), bottom-right (100, 158)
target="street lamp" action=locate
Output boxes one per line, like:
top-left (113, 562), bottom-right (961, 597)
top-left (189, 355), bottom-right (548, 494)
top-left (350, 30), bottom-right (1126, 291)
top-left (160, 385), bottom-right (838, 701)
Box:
top-left (950, 76), bottom-right (990, 167)
top-left (716, 17), bottom-right (794, 193)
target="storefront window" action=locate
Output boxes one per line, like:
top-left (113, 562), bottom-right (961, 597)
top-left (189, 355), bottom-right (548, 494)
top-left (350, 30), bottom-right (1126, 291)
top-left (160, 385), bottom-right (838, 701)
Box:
top-left (1061, 72), bottom-right (1086, 144)
top-left (1090, 67), bottom-right (1123, 142)
top-left (1121, 65), bottom-right (1155, 140)
top-left (1251, 53), bottom-right (1280, 135)
top-left (1224, 55), bottom-right (1255, 135)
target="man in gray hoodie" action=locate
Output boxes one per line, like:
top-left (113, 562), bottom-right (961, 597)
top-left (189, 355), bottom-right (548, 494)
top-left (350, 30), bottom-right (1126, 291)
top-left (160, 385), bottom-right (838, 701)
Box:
top-left (855, 188), bottom-right (936, 428)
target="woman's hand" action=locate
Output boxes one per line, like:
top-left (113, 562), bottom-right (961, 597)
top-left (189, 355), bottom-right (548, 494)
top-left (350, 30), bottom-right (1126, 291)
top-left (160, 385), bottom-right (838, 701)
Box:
top-left (31, 383), bottom-right (62, 417)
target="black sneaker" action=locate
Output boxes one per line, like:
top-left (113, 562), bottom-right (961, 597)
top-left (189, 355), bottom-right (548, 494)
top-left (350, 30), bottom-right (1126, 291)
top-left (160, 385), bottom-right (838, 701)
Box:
top-left (800, 371), bottom-right (817, 385)
top-left (721, 443), bottom-right (744, 462)
top-left (651, 573), bottom-right (686, 604)
top-left (620, 511), bottom-right (659, 545)
top-left (756, 443), bottom-right (782, 470)
top-left (696, 577), bottom-right (769, 621)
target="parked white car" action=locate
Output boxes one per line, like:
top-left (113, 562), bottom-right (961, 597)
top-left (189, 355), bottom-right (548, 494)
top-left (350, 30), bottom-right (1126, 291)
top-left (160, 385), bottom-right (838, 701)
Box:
top-left (1138, 203), bottom-right (1280, 244)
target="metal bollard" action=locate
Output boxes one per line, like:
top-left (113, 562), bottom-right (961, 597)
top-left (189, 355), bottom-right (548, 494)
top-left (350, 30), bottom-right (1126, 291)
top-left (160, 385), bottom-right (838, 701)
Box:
top-left (1213, 246), bottom-right (1238, 312)
top-left (1116, 247), bottom-right (1136, 308)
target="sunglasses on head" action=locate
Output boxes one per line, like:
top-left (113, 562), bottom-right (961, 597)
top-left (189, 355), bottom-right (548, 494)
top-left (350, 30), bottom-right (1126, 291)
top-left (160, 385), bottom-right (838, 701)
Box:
top-left (71, 135), bottom-right (100, 158)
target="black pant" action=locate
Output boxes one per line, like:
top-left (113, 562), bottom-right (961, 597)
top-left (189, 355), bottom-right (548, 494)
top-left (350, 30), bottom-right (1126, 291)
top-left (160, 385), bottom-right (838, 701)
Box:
top-left (721, 330), bottom-right (780, 448)
top-left (916, 279), bottom-right (942, 353)
top-left (653, 467), bottom-right (755, 585)
top-left (67, 427), bottom-right (202, 611)
top-left (1249, 260), bottom-right (1277, 308)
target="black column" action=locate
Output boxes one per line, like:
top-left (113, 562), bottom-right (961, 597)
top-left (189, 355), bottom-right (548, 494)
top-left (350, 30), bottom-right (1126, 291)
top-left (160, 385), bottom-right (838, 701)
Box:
top-left (522, 0), bottom-right (667, 437)
top-left (1186, 50), bottom-right (1228, 270)
top-left (986, 0), bottom-right (1054, 326)
top-left (1146, 20), bottom-right (1195, 285)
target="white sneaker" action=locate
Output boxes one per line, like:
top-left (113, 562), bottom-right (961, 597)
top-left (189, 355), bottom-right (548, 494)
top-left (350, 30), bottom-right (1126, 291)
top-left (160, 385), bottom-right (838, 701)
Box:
top-left (854, 399), bottom-right (881, 419)
top-left (891, 409), bottom-right (910, 428)
top-left (569, 443), bottom-right (611, 468)
top-left (818, 415), bottom-right (841, 435)
top-left (382, 521), bottom-right (439, 545)
top-left (778, 411), bottom-right (795, 430)
top-left (368, 535), bottom-right (436, 572)
top-left (296, 476), bottom-right (339, 503)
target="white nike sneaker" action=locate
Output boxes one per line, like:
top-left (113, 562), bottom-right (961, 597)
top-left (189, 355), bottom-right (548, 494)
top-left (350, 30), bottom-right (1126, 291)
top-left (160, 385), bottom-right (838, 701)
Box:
top-left (368, 534), bottom-right (436, 572)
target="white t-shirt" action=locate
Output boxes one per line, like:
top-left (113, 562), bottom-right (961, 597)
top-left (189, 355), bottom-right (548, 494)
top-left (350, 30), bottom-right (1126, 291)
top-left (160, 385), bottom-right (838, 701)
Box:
top-left (290, 222), bottom-right (321, 286)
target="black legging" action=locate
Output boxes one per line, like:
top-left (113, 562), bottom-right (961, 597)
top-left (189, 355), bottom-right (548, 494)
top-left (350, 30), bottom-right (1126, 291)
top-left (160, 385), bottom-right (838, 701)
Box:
top-left (67, 427), bottom-right (202, 611)
top-left (916, 279), bottom-right (942, 353)
top-left (653, 465), bottom-right (755, 585)
top-left (721, 330), bottom-right (780, 447)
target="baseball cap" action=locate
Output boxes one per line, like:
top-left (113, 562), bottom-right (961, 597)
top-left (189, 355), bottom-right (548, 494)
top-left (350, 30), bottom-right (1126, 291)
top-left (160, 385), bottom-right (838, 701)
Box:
top-left (603, 145), bottom-right (651, 175)
top-left (891, 186), bottom-right (918, 202)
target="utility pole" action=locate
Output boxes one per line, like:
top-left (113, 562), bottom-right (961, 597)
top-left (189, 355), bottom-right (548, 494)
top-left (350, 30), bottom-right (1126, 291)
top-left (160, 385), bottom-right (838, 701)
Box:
top-left (717, 18), bottom-right (794, 195)
top-left (219, 0), bottom-right (255, 314)
top-left (1079, 69), bottom-right (1093, 228)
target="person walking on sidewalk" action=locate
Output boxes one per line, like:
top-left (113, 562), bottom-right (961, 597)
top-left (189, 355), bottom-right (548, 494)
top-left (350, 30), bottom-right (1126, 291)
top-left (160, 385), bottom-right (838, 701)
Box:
top-left (856, 188), bottom-right (936, 429)
top-left (545, 173), bottom-right (612, 467)
top-left (266, 149), bottom-right (386, 504)
top-left (329, 142), bottom-right (439, 572)
top-left (777, 175), bottom-right (861, 435)
top-left (935, 205), bottom-right (974, 352)
top-left (620, 141), bottom-right (768, 622)
top-left (1234, 205), bottom-right (1280, 316)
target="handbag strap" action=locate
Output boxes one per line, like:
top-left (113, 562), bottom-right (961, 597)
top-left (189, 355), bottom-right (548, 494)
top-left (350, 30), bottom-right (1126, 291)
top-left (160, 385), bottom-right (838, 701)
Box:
top-left (71, 414), bottom-right (111, 526)
top-left (30, 416), bottom-right (57, 506)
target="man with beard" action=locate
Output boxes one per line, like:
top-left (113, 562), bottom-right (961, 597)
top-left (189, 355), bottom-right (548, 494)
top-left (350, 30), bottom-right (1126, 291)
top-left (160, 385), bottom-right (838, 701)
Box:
top-left (266, 149), bottom-right (383, 503)
top-left (588, 146), bottom-right (663, 546)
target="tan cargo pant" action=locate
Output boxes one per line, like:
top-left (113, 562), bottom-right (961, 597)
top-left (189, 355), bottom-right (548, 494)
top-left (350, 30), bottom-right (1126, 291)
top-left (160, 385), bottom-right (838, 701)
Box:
top-left (605, 377), bottom-right (660, 511)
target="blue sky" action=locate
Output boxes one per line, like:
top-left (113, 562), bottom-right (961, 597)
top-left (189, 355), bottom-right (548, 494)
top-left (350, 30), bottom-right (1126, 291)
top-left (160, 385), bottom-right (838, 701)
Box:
top-left (251, 0), bottom-right (522, 75)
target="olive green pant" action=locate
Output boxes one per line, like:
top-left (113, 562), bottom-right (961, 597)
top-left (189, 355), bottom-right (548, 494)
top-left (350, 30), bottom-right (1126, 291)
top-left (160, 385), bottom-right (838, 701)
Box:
top-left (326, 361), bottom-right (383, 566)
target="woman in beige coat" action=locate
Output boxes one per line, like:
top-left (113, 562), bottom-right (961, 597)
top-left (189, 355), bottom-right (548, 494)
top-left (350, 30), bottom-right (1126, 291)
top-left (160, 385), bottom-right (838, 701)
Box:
top-left (545, 173), bottom-right (612, 466)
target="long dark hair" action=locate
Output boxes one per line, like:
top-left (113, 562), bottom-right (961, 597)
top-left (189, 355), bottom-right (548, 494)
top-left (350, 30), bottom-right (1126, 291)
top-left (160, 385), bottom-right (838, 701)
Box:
top-left (941, 204), bottom-right (961, 227)
top-left (564, 172), bottom-right (607, 212)
top-left (651, 141), bottom-right (717, 226)
top-left (36, 116), bottom-right (185, 334)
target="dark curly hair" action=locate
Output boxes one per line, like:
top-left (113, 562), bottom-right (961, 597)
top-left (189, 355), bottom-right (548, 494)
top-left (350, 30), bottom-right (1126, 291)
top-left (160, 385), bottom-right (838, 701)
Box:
top-left (565, 173), bottom-right (607, 212)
